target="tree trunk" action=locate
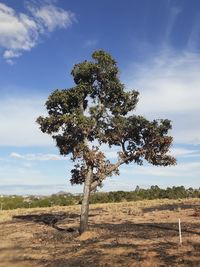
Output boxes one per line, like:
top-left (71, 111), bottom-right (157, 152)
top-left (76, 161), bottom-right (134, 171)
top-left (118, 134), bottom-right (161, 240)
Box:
top-left (79, 167), bottom-right (92, 234)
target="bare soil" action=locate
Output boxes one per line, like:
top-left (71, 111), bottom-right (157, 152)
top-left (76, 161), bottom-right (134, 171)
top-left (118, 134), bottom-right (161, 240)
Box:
top-left (0, 198), bottom-right (200, 267)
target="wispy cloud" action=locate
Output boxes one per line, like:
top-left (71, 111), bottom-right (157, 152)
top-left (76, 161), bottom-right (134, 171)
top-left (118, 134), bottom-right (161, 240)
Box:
top-left (0, 96), bottom-right (52, 146)
top-left (126, 49), bottom-right (200, 145)
top-left (164, 6), bottom-right (182, 43)
top-left (10, 152), bottom-right (24, 160)
top-left (0, 184), bottom-right (81, 195)
top-left (0, 162), bottom-right (46, 185)
top-left (121, 161), bottom-right (200, 179)
top-left (0, 2), bottom-right (75, 63)
top-left (171, 147), bottom-right (200, 158)
top-left (10, 152), bottom-right (65, 161)
top-left (27, 3), bottom-right (75, 32)
top-left (187, 13), bottom-right (200, 51)
top-left (0, 154), bottom-right (72, 190)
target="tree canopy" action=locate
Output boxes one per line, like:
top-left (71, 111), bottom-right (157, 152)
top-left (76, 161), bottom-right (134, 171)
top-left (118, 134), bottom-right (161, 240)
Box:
top-left (36, 50), bottom-right (176, 233)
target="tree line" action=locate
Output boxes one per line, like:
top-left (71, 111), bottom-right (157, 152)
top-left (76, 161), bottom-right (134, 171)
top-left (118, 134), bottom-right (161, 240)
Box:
top-left (1, 186), bottom-right (199, 210)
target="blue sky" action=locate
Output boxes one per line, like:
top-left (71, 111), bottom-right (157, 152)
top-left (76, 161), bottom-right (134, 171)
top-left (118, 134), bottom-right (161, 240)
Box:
top-left (0, 0), bottom-right (200, 195)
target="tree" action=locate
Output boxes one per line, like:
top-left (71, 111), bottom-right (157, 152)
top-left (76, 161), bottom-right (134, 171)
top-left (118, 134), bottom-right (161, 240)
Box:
top-left (36, 50), bottom-right (176, 234)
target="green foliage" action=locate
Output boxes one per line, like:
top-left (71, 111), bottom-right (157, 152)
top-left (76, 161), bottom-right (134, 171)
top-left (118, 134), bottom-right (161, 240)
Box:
top-left (89, 186), bottom-right (200, 204)
top-left (0, 196), bottom-right (24, 209)
top-left (1, 186), bottom-right (200, 210)
top-left (0, 193), bottom-right (78, 210)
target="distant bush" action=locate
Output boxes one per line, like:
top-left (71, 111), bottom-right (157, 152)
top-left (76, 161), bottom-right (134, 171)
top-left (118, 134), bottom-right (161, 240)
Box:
top-left (0, 186), bottom-right (200, 210)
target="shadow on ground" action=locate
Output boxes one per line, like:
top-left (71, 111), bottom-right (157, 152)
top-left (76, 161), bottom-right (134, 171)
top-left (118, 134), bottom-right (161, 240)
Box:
top-left (142, 203), bottom-right (200, 213)
top-left (2, 206), bottom-right (200, 267)
top-left (13, 212), bottom-right (80, 232)
top-left (45, 220), bottom-right (200, 266)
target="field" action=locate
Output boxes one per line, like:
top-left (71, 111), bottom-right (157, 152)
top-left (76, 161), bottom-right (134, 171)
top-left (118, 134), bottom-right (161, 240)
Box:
top-left (0, 198), bottom-right (200, 267)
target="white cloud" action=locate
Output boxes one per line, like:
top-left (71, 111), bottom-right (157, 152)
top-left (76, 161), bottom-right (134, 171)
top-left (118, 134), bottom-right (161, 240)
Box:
top-left (10, 152), bottom-right (64, 161)
top-left (0, 2), bottom-right (38, 59)
top-left (121, 161), bottom-right (200, 179)
top-left (0, 2), bottom-right (75, 63)
top-left (187, 14), bottom-right (200, 51)
top-left (28, 4), bottom-right (75, 32)
top-left (170, 147), bottom-right (200, 158)
top-left (125, 50), bottom-right (200, 145)
top-left (0, 156), bottom-right (76, 194)
top-left (10, 152), bottom-right (24, 159)
top-left (0, 96), bottom-right (53, 146)
top-left (3, 50), bottom-right (21, 59)
top-left (0, 163), bottom-right (46, 185)
top-left (164, 6), bottom-right (182, 43)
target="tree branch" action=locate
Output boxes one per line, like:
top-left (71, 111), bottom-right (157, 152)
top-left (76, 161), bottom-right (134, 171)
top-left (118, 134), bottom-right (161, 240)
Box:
top-left (90, 156), bottom-right (130, 191)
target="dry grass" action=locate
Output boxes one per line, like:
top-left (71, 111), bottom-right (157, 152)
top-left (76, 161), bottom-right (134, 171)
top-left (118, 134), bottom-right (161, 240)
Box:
top-left (0, 198), bottom-right (200, 266)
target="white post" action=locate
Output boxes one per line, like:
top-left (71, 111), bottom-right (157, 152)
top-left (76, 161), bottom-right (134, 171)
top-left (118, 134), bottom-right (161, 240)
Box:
top-left (0, 203), bottom-right (3, 211)
top-left (179, 218), bottom-right (182, 245)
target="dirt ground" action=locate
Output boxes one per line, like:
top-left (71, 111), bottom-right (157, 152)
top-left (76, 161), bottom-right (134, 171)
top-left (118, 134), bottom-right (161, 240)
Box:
top-left (0, 198), bottom-right (200, 267)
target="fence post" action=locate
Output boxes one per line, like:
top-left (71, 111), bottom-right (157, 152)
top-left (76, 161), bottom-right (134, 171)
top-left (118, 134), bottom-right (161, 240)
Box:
top-left (179, 218), bottom-right (182, 245)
